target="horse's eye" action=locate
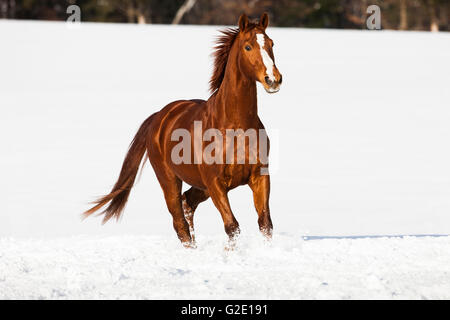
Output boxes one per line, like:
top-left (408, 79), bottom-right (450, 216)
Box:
top-left (245, 45), bottom-right (251, 51)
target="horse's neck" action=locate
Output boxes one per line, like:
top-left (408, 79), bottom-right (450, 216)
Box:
top-left (208, 49), bottom-right (258, 128)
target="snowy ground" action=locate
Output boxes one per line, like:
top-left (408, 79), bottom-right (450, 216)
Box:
top-left (1, 20), bottom-right (450, 299)
top-left (1, 234), bottom-right (450, 299)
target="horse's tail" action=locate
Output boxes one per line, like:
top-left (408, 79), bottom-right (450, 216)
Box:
top-left (83, 113), bottom-right (156, 224)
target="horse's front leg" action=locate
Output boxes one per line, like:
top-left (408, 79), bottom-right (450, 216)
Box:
top-left (206, 179), bottom-right (240, 244)
top-left (249, 173), bottom-right (273, 239)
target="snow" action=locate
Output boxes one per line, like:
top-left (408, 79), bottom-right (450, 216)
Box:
top-left (1, 234), bottom-right (450, 299)
top-left (1, 20), bottom-right (450, 299)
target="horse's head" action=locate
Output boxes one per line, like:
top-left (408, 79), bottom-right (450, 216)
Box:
top-left (237, 13), bottom-right (282, 94)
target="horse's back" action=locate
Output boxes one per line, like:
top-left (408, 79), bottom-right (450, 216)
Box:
top-left (149, 98), bottom-right (206, 132)
top-left (146, 99), bottom-right (207, 188)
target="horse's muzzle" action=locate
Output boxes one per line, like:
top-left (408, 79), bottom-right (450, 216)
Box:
top-left (264, 74), bottom-right (282, 94)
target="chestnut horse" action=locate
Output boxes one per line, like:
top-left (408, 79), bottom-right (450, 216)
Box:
top-left (84, 13), bottom-right (282, 248)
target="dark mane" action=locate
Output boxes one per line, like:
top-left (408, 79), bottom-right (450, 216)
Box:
top-left (209, 24), bottom-right (257, 93)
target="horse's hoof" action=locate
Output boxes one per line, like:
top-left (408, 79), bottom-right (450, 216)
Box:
top-left (224, 236), bottom-right (239, 251)
top-left (182, 241), bottom-right (197, 249)
top-left (260, 227), bottom-right (273, 240)
top-left (224, 243), bottom-right (236, 251)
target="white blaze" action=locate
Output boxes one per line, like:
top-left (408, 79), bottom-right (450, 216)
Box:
top-left (256, 33), bottom-right (275, 82)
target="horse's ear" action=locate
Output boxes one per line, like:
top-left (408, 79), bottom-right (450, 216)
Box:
top-left (238, 13), bottom-right (249, 31)
top-left (259, 12), bottom-right (269, 29)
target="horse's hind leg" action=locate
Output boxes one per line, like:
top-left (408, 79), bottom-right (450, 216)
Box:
top-left (153, 169), bottom-right (193, 247)
top-left (181, 187), bottom-right (209, 242)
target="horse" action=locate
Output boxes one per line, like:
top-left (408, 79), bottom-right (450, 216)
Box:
top-left (84, 13), bottom-right (282, 248)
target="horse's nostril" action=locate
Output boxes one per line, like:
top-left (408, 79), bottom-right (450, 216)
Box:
top-left (279, 75), bottom-right (282, 84)
top-left (265, 76), bottom-right (273, 86)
